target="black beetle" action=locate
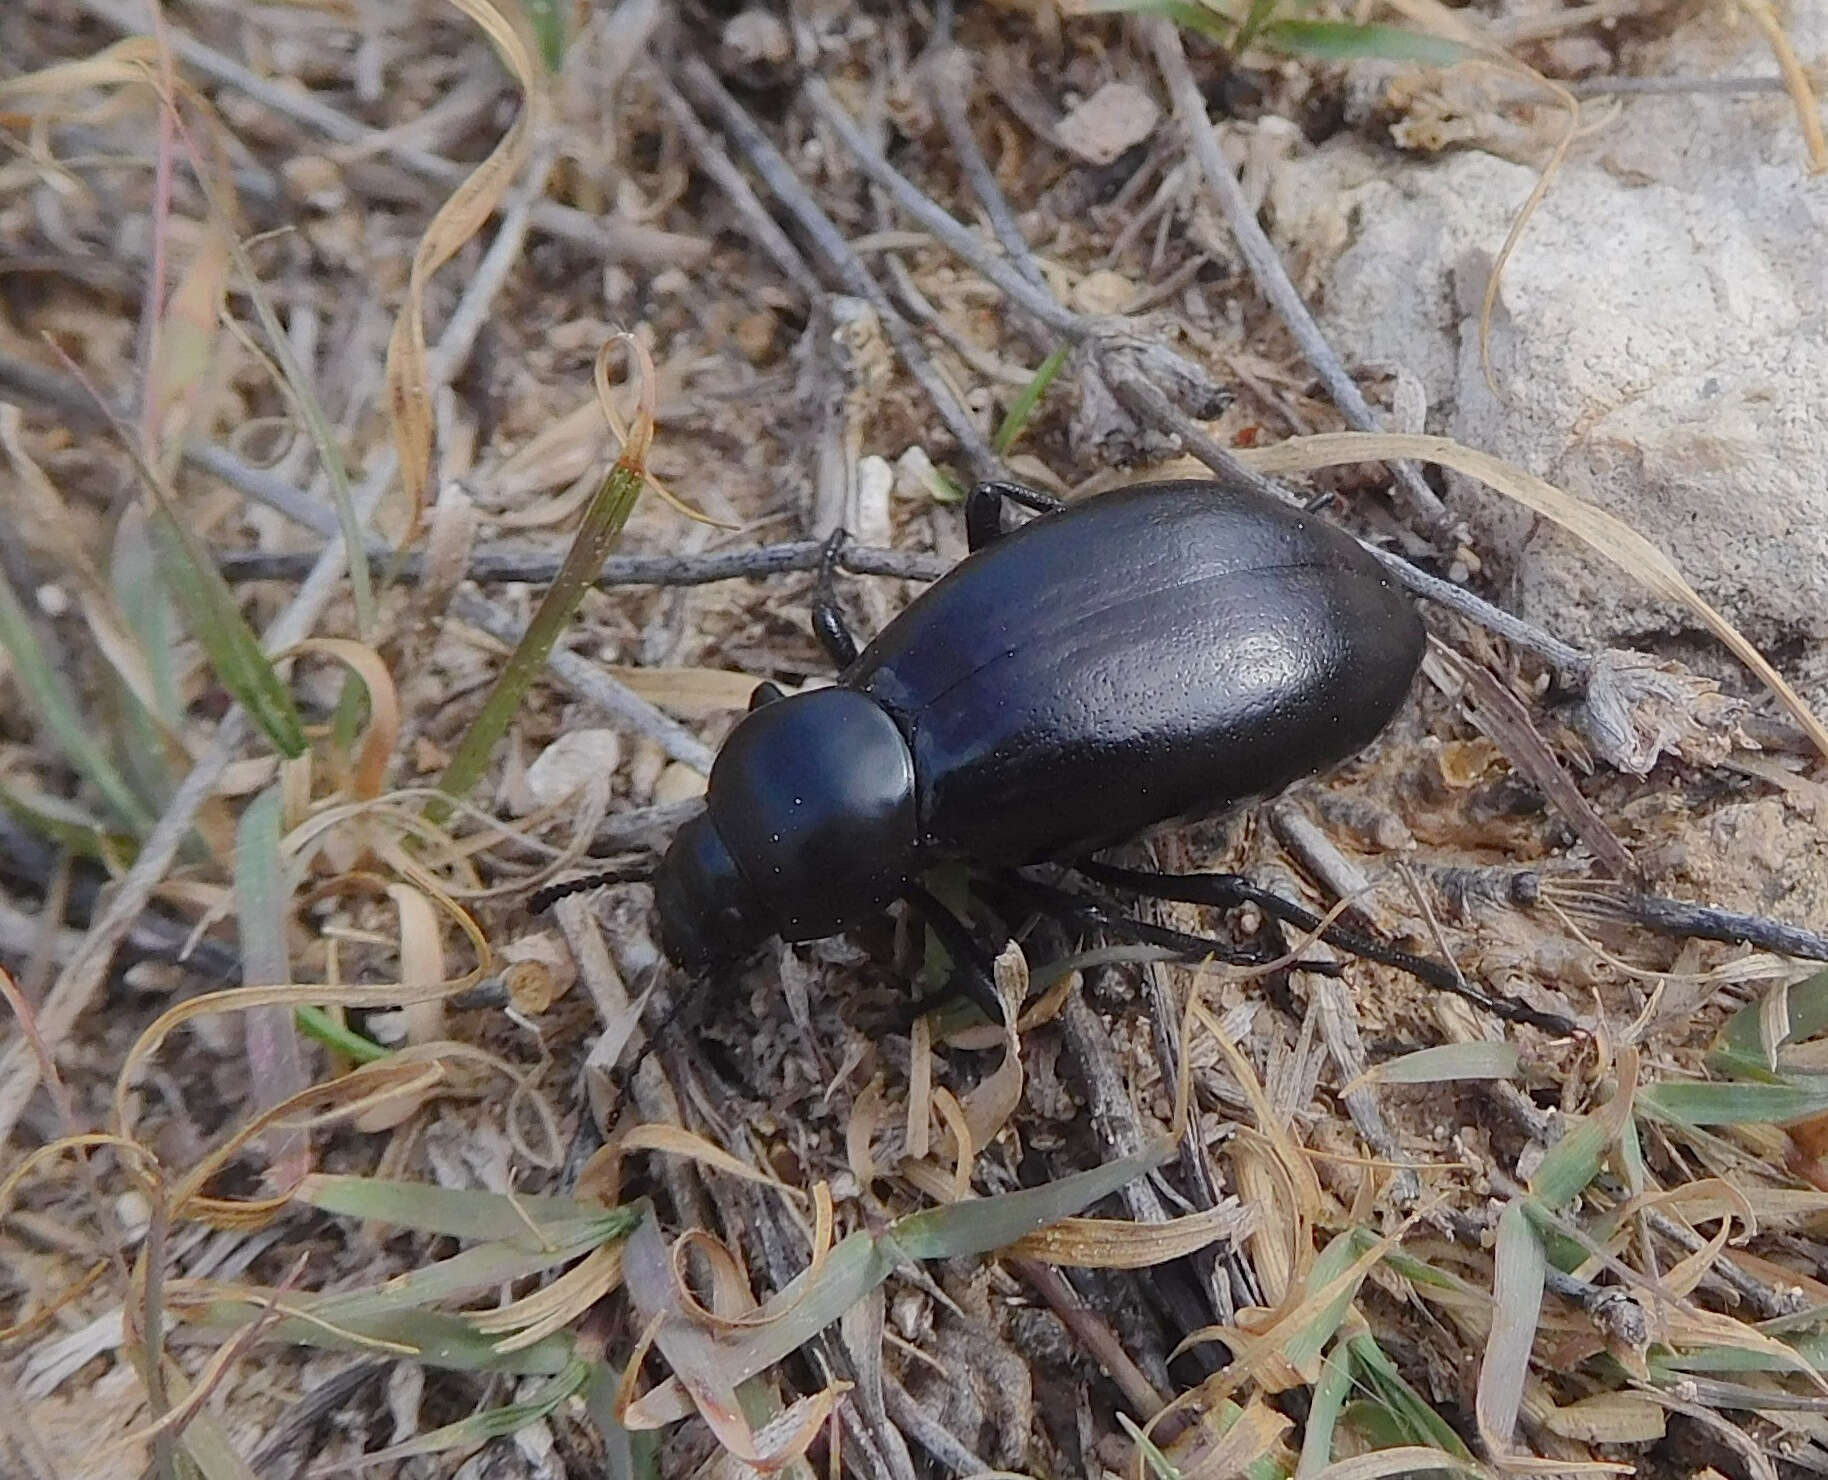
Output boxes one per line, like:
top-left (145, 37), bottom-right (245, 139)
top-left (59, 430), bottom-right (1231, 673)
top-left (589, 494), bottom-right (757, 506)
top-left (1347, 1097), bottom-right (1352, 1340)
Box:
top-left (638, 476), bottom-right (1427, 977)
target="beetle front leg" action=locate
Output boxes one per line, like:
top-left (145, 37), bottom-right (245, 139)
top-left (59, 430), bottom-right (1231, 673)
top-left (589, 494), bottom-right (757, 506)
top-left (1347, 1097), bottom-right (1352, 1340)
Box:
top-left (965, 480), bottom-right (1067, 552)
top-left (898, 881), bottom-right (1007, 1024)
top-left (810, 527), bottom-right (861, 670)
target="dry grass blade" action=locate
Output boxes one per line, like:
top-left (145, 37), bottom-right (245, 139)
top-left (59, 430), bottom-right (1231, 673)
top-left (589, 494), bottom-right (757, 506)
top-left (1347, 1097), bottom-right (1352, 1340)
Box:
top-left (1734, 0), bottom-right (1828, 170)
top-left (284, 640), bottom-right (400, 800)
top-left (1239, 431), bottom-right (1828, 760)
top-left (1309, 1449), bottom-right (1488, 1479)
top-left (1475, 1202), bottom-right (1543, 1465)
top-left (384, 0), bottom-right (549, 536)
top-left (1340, 1043), bottom-right (1520, 1095)
top-left (1007, 1203), bottom-right (1254, 1268)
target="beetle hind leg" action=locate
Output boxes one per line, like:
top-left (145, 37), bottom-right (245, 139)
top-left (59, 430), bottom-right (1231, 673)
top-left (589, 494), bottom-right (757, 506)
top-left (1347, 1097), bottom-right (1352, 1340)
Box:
top-left (1074, 861), bottom-right (1579, 1036)
top-left (966, 479), bottom-right (1066, 551)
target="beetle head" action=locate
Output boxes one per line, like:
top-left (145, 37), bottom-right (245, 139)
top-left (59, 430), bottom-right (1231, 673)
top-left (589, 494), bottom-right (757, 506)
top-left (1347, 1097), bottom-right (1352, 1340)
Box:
top-left (651, 809), bottom-right (772, 970)
top-left (651, 687), bottom-right (919, 968)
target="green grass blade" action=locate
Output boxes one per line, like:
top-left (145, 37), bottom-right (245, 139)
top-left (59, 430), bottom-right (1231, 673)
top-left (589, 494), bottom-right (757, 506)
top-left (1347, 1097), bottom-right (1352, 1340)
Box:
top-left (0, 781), bottom-right (137, 863)
top-left (1639, 1078), bottom-right (1828, 1127)
top-left (431, 459), bottom-right (644, 818)
top-left (187, 1302), bottom-right (577, 1374)
top-left (585, 1361), bottom-right (660, 1480)
top-left (889, 1146), bottom-right (1172, 1259)
top-left (1257, 20), bottom-right (1475, 64)
top-left (235, 784), bottom-right (307, 1175)
top-left (1711, 966), bottom-right (1828, 1077)
top-left (295, 1173), bottom-right (638, 1242)
top-left (1528, 1107), bottom-right (1615, 1207)
top-left (525, 0), bottom-right (570, 70)
top-left (1298, 1338), bottom-right (1353, 1476)
top-left (1079, 0), bottom-right (1235, 43)
top-left (111, 504), bottom-right (183, 728)
top-left (1232, 0), bottom-right (1286, 55)
top-left (1346, 1333), bottom-right (1475, 1459)
top-left (294, 1005), bottom-right (389, 1064)
top-left (1118, 1413), bottom-right (1185, 1480)
top-left (993, 345), bottom-right (1070, 456)
top-left (148, 508), bottom-right (307, 757)
top-left (0, 561), bottom-right (156, 833)
top-left (1280, 1231), bottom-right (1372, 1378)
top-left (324, 1359), bottom-right (589, 1465)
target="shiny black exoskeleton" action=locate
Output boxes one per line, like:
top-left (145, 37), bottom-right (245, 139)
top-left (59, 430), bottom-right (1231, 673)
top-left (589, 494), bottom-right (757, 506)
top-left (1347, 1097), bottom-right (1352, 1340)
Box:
top-left (650, 477), bottom-right (1426, 971)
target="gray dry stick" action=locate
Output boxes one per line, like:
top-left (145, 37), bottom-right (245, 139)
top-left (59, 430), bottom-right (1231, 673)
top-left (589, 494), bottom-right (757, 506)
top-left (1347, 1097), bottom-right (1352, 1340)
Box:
top-left (674, 58), bottom-right (1000, 481)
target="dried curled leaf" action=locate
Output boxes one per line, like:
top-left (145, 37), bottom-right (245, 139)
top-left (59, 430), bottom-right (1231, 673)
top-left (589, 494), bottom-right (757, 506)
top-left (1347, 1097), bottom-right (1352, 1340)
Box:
top-left (1574, 649), bottom-right (1755, 775)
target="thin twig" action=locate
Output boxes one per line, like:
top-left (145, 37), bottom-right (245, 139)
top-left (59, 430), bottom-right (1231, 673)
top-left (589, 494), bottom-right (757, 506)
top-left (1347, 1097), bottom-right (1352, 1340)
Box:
top-left (881, 1375), bottom-right (990, 1477)
top-left (1143, 18), bottom-right (1452, 536)
top-left (674, 57), bottom-right (999, 480)
top-left (218, 535), bottom-right (949, 586)
top-left (0, 338), bottom-right (1599, 688)
top-left (1432, 642), bottom-right (1636, 880)
top-left (75, 0), bottom-right (709, 270)
top-left (805, 68), bottom-right (1279, 505)
top-left (1543, 882), bottom-right (1828, 963)
top-left (798, 74), bottom-right (1086, 338)
top-left (1570, 73), bottom-right (1794, 97)
top-left (0, 151), bottom-right (557, 1149)
top-left (921, 50), bottom-right (1052, 297)
top-left (449, 591), bottom-right (714, 773)
top-left (650, 73), bottom-right (821, 299)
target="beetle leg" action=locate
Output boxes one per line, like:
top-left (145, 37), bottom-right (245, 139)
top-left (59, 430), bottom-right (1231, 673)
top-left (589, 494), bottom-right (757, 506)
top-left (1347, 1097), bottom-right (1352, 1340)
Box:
top-left (811, 527), bottom-right (861, 670)
top-left (899, 881), bottom-right (1007, 1023)
top-left (965, 479), bottom-right (1067, 551)
top-left (992, 873), bottom-right (1271, 969)
top-left (1074, 861), bottom-right (1580, 1036)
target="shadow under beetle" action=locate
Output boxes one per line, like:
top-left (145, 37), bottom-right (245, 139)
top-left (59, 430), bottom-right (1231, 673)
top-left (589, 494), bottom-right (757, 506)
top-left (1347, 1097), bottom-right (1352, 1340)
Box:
top-left (532, 476), bottom-right (1578, 1027)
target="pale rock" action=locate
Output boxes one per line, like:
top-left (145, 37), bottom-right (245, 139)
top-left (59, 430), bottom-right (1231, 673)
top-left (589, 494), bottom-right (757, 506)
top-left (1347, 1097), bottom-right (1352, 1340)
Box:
top-left (1266, 12), bottom-right (1828, 697)
top-left (1057, 81), bottom-right (1160, 166)
top-left (653, 760), bottom-right (709, 806)
top-left (856, 453), bottom-right (894, 547)
top-left (1071, 268), bottom-right (1136, 316)
top-left (525, 728), bottom-right (622, 808)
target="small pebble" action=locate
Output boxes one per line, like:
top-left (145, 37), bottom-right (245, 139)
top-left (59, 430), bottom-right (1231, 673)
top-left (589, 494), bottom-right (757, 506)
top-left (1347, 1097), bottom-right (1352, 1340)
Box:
top-left (1056, 82), bottom-right (1160, 166)
top-left (1071, 268), bottom-right (1135, 316)
top-left (653, 761), bottom-right (708, 806)
top-left (525, 729), bottom-right (622, 808)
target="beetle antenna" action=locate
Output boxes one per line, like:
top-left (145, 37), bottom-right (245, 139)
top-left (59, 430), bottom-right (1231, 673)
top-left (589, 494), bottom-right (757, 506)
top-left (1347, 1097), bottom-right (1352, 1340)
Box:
top-left (529, 862), bottom-right (654, 914)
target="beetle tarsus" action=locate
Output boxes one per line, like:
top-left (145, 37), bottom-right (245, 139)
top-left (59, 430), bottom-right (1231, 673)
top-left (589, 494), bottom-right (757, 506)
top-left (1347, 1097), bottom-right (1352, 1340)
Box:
top-left (811, 527), bottom-right (862, 669)
top-left (1076, 861), bottom-right (1580, 1037)
top-left (965, 479), bottom-right (1067, 552)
